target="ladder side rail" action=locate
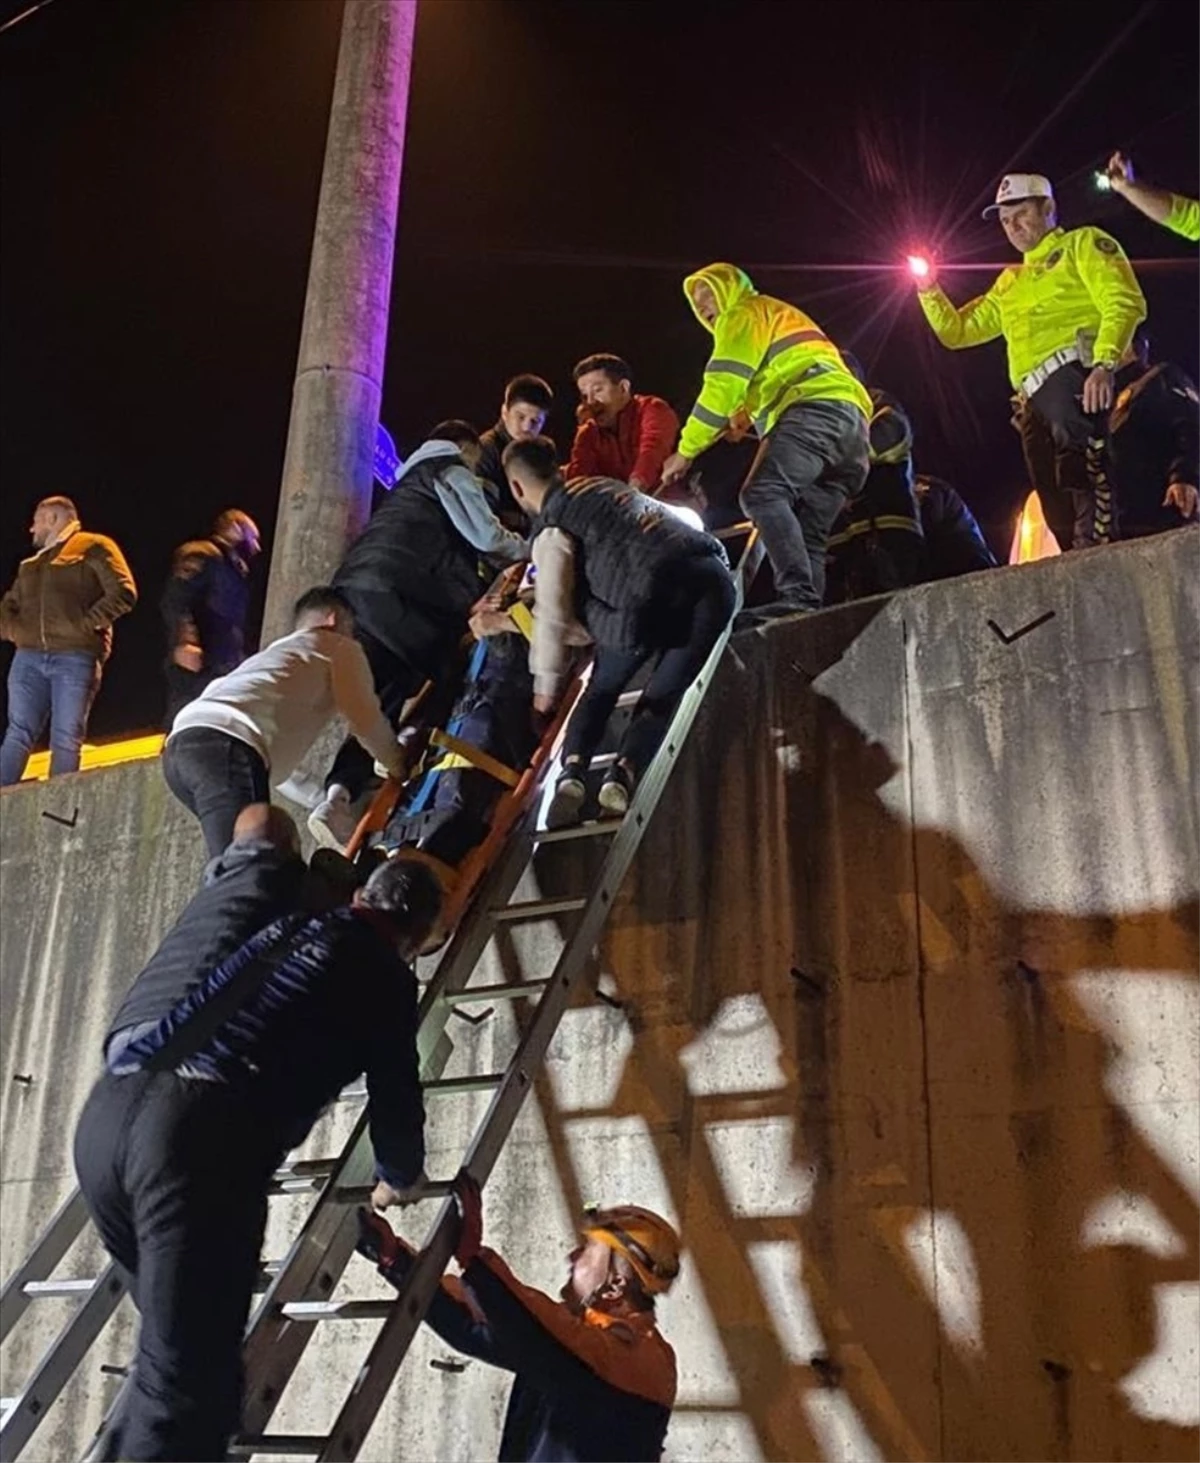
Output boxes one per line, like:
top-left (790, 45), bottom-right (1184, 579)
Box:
top-left (0, 1188), bottom-right (93, 1346)
top-left (0, 1265), bottom-right (124, 1463)
top-left (314, 563), bottom-right (746, 1460)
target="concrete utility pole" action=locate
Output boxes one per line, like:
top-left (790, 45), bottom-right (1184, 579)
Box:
top-left (262, 0), bottom-right (417, 643)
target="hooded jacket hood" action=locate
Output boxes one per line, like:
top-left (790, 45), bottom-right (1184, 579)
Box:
top-left (683, 263), bottom-right (757, 333)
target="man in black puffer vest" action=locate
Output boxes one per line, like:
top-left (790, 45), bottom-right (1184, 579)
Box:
top-left (310, 421), bottom-right (528, 850)
top-left (503, 436), bottom-right (735, 826)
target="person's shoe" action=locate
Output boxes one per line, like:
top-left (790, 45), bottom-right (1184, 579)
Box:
top-left (733, 600), bottom-right (812, 633)
top-left (546, 766), bottom-right (587, 829)
top-left (307, 786), bottom-right (358, 851)
top-left (597, 763), bottom-right (635, 819)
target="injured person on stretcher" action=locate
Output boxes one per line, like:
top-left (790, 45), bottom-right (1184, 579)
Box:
top-left (366, 556), bottom-right (590, 915)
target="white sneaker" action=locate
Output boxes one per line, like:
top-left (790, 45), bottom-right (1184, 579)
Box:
top-left (546, 771), bottom-right (587, 829)
top-left (308, 787), bottom-right (359, 852)
top-left (597, 766), bottom-right (634, 819)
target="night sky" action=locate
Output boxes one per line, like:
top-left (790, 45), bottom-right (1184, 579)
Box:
top-left (2, 0), bottom-right (1197, 738)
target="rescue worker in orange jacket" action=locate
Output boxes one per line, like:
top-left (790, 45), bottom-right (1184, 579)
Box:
top-left (661, 263), bottom-right (871, 624)
top-left (359, 1179), bottom-right (679, 1462)
top-left (916, 172), bottom-right (1146, 548)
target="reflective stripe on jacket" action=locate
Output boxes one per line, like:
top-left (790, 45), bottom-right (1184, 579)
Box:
top-left (917, 225), bottom-right (1146, 387)
top-left (678, 263), bottom-right (871, 458)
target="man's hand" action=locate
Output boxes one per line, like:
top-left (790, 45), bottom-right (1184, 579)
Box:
top-left (659, 452), bottom-right (694, 489)
top-left (1081, 366), bottom-right (1115, 415)
top-left (452, 1171), bottom-right (484, 1268)
top-left (912, 260), bottom-right (940, 292)
top-left (172, 643), bottom-right (203, 673)
top-left (469, 607), bottom-right (515, 640)
top-left (1106, 151), bottom-right (1135, 193)
top-left (1164, 481), bottom-right (1199, 520)
top-left (533, 691), bottom-right (556, 717)
top-left (371, 1171), bottom-right (429, 1210)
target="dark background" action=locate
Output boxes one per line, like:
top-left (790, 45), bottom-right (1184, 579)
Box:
top-left (2, 0), bottom-right (1197, 738)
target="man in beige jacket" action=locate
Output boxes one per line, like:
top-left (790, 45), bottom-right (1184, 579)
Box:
top-left (0, 495), bottom-right (137, 785)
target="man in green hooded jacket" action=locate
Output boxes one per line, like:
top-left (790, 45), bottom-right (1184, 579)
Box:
top-left (661, 263), bottom-right (871, 622)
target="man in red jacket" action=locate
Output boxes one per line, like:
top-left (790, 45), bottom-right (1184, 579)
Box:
top-left (567, 354), bottom-right (679, 493)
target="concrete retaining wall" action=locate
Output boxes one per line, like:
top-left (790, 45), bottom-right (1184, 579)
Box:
top-left (2, 529), bottom-right (1197, 1461)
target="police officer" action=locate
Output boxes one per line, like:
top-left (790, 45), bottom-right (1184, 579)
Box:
top-left (916, 173), bottom-right (1146, 548)
top-left (359, 1178), bottom-right (679, 1462)
top-left (825, 357), bottom-right (924, 602)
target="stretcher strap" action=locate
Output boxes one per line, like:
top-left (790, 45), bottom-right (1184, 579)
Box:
top-left (428, 728), bottom-right (523, 788)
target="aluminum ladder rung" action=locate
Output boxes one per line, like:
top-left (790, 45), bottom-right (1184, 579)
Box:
top-left (535, 820), bottom-right (619, 844)
top-left (439, 978), bottom-right (549, 1006)
top-left (280, 1299), bottom-right (394, 1322)
top-left (331, 1178), bottom-right (454, 1206)
top-left (229, 1437), bottom-right (325, 1458)
top-left (422, 1073), bottom-right (505, 1096)
top-left (20, 1279), bottom-right (96, 1299)
top-left (490, 895), bottom-right (586, 922)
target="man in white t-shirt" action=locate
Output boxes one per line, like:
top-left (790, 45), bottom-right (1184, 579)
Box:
top-left (163, 585), bottom-right (406, 856)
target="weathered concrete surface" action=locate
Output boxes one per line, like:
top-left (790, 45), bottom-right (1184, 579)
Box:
top-left (1, 529), bottom-right (1197, 1461)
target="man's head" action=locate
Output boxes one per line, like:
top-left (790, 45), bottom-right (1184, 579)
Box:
top-left (573, 354), bottom-right (633, 428)
top-left (499, 374), bottom-right (553, 443)
top-left (292, 585), bottom-right (355, 637)
top-left (213, 509), bottom-right (262, 560)
top-left (353, 855), bottom-right (443, 960)
top-left (230, 802), bottom-right (301, 857)
top-left (983, 173), bottom-right (1057, 254)
top-left (502, 435), bottom-right (560, 514)
top-left (430, 419), bottom-right (483, 473)
top-left (30, 496), bottom-right (78, 549)
top-left (562, 1205), bottom-right (681, 1313)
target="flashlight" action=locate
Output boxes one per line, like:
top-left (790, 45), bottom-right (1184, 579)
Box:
top-left (906, 254), bottom-right (931, 280)
top-left (1094, 171), bottom-right (1112, 192)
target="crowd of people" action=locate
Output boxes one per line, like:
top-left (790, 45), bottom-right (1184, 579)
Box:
top-left (0, 155), bottom-right (1195, 1461)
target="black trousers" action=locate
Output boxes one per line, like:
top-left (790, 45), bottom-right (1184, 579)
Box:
top-left (325, 624), bottom-right (426, 800)
top-left (564, 557), bottom-right (736, 776)
top-left (162, 727), bottom-right (270, 858)
top-left (1023, 362), bottom-right (1117, 548)
top-left (74, 1070), bottom-right (281, 1462)
top-left (824, 526), bottom-right (925, 604)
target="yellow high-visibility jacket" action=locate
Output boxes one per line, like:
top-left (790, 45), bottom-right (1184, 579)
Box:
top-left (1165, 194), bottom-right (1200, 243)
top-left (678, 263), bottom-right (870, 459)
top-left (917, 225), bottom-right (1146, 389)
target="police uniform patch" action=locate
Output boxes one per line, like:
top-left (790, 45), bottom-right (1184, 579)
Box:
top-left (1094, 236), bottom-right (1119, 254)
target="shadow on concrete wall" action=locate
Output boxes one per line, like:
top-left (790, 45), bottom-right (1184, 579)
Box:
top-left (517, 568), bottom-right (1198, 1462)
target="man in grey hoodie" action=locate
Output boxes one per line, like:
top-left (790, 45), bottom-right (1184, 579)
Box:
top-left (310, 421), bottom-right (528, 849)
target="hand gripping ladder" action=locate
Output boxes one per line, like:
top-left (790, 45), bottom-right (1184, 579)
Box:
top-left (0, 526), bottom-right (759, 1462)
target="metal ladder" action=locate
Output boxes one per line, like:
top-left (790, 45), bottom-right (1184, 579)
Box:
top-left (0, 526), bottom-right (759, 1463)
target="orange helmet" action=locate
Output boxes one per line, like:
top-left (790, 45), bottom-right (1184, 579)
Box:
top-left (582, 1205), bottom-right (681, 1295)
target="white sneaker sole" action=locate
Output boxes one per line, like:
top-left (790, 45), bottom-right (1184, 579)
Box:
top-left (546, 780), bottom-right (586, 829)
top-left (307, 806), bottom-right (357, 853)
top-left (597, 780), bottom-right (630, 818)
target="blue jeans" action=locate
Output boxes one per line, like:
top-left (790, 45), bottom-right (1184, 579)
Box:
top-left (1, 649), bottom-right (102, 786)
